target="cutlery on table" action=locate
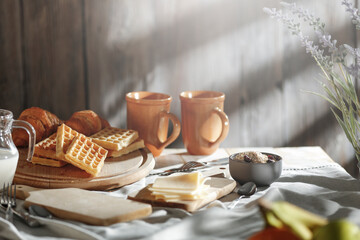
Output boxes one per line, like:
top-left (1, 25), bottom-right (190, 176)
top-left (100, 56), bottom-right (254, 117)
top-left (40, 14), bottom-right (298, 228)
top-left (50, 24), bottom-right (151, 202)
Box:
top-left (150, 158), bottom-right (229, 176)
top-left (0, 183), bottom-right (42, 227)
top-left (152, 161), bottom-right (206, 176)
top-left (29, 205), bottom-right (52, 219)
top-left (228, 182), bottom-right (257, 209)
top-left (1, 183), bottom-right (16, 223)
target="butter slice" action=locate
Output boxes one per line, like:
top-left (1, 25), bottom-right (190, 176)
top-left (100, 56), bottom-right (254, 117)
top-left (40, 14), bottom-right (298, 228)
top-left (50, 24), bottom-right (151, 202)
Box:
top-left (148, 172), bottom-right (210, 202)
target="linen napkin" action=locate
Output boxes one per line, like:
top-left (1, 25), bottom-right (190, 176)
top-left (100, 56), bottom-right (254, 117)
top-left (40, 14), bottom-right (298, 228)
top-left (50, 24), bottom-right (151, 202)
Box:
top-left (0, 162), bottom-right (359, 240)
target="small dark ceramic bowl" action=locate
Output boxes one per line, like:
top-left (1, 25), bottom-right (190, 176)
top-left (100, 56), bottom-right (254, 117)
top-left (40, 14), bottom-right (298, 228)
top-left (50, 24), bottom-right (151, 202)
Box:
top-left (229, 152), bottom-right (282, 186)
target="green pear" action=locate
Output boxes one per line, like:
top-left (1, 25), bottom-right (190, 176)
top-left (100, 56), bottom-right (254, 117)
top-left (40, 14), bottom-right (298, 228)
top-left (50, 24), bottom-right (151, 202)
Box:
top-left (313, 219), bottom-right (360, 240)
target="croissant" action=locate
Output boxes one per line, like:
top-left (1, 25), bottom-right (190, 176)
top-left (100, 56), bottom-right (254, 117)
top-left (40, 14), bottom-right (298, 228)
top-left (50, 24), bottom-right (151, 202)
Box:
top-left (12, 107), bottom-right (62, 147)
top-left (65, 110), bottom-right (110, 136)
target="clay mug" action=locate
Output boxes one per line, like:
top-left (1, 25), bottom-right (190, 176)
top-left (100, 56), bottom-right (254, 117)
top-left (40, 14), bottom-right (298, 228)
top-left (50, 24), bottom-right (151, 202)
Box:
top-left (126, 91), bottom-right (181, 157)
top-left (180, 91), bottom-right (229, 155)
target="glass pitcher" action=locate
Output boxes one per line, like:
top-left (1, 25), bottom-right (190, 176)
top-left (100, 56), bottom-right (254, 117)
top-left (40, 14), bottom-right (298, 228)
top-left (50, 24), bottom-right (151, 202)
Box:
top-left (0, 109), bottom-right (35, 188)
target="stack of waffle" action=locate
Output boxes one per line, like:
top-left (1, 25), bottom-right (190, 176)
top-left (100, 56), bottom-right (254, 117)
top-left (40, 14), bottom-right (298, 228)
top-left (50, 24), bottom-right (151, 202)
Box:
top-left (33, 124), bottom-right (144, 176)
top-left (90, 127), bottom-right (142, 157)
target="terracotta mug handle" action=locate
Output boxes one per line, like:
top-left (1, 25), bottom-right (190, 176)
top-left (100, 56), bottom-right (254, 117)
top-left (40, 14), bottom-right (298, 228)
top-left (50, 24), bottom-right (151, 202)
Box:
top-left (204, 107), bottom-right (229, 148)
top-left (158, 111), bottom-right (181, 150)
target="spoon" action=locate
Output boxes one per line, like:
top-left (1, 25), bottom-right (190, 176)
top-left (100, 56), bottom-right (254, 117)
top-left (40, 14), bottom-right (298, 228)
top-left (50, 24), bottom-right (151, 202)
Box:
top-left (29, 205), bottom-right (53, 219)
top-left (228, 182), bottom-right (257, 209)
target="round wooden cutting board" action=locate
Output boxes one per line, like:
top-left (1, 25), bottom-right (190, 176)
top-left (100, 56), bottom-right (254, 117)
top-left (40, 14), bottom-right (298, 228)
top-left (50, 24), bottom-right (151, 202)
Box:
top-left (14, 148), bottom-right (155, 190)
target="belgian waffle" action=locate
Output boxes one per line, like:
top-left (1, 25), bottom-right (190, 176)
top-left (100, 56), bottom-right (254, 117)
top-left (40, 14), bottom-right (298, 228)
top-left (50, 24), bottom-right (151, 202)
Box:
top-left (56, 124), bottom-right (80, 160)
top-left (32, 156), bottom-right (67, 167)
top-left (108, 138), bottom-right (145, 158)
top-left (64, 134), bottom-right (108, 176)
top-left (34, 133), bottom-right (58, 159)
top-left (33, 133), bottom-right (67, 167)
top-left (90, 127), bottom-right (139, 151)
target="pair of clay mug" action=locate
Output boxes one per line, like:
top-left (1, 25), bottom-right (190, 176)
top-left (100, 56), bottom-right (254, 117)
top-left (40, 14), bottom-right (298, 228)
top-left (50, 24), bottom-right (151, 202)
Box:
top-left (126, 91), bottom-right (229, 157)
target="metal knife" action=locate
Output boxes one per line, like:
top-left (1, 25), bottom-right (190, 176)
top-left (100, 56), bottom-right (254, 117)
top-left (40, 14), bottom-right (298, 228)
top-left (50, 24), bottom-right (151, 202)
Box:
top-left (149, 157), bottom-right (229, 176)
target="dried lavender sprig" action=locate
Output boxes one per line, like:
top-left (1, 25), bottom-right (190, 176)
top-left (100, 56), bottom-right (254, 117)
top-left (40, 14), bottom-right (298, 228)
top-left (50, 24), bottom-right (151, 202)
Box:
top-left (281, 1), bottom-right (360, 78)
top-left (343, 44), bottom-right (360, 79)
top-left (342, 0), bottom-right (360, 78)
top-left (265, 2), bottom-right (360, 162)
top-left (266, 2), bottom-right (360, 80)
top-left (342, 0), bottom-right (360, 30)
top-left (264, 7), bottom-right (333, 72)
top-left (281, 2), bottom-right (339, 57)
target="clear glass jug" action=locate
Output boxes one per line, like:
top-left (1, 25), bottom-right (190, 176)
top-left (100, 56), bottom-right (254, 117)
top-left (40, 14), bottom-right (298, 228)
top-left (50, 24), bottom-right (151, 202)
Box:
top-left (0, 109), bottom-right (35, 188)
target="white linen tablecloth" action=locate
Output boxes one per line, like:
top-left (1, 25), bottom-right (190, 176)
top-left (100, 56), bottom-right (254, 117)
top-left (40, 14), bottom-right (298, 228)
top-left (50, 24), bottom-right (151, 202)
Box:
top-left (1, 147), bottom-right (360, 240)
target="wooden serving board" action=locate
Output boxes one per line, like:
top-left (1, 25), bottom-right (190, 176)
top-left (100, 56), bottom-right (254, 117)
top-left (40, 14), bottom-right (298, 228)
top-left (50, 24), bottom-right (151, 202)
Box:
top-left (128, 177), bottom-right (236, 212)
top-left (14, 148), bottom-right (155, 190)
top-left (16, 185), bottom-right (152, 226)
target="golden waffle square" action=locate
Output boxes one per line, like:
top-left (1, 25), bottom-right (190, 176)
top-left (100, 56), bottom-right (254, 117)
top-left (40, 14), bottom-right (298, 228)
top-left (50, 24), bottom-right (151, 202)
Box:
top-left (108, 138), bottom-right (145, 158)
top-left (64, 134), bottom-right (108, 176)
top-left (90, 127), bottom-right (139, 151)
top-left (32, 156), bottom-right (67, 167)
top-left (56, 124), bottom-right (80, 160)
top-left (34, 133), bottom-right (58, 160)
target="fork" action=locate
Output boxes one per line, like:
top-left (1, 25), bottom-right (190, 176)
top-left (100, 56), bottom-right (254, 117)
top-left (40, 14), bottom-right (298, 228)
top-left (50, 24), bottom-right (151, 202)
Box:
top-left (179, 161), bottom-right (206, 171)
top-left (1, 183), bottom-right (16, 223)
top-left (150, 161), bottom-right (206, 176)
top-left (0, 184), bottom-right (42, 227)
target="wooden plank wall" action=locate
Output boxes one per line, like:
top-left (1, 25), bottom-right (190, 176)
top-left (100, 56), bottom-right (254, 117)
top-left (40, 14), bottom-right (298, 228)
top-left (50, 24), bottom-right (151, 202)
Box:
top-left (1, 0), bottom-right (359, 175)
top-left (0, 0), bottom-right (23, 115)
top-left (22, 0), bottom-right (86, 118)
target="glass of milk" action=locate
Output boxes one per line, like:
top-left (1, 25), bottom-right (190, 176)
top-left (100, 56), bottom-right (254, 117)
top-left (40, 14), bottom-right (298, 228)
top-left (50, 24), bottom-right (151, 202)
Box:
top-left (0, 109), bottom-right (35, 190)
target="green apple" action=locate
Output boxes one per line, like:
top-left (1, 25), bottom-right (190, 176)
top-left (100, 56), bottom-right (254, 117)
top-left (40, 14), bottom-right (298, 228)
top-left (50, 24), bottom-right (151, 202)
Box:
top-left (313, 219), bottom-right (360, 240)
